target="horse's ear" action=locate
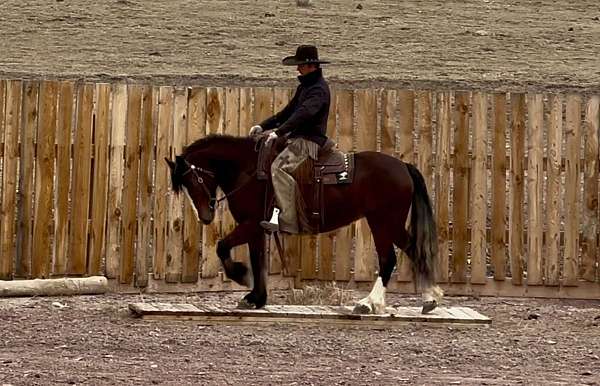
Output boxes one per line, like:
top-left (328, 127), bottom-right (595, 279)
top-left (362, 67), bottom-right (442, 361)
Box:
top-left (165, 157), bottom-right (176, 171)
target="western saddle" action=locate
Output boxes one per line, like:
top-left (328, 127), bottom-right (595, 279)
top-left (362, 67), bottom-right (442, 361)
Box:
top-left (256, 136), bottom-right (355, 234)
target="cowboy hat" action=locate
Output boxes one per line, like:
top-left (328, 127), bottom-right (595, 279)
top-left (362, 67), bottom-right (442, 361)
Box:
top-left (282, 45), bottom-right (330, 66)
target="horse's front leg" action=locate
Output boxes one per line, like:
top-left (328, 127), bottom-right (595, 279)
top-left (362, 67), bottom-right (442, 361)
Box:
top-left (216, 221), bottom-right (260, 288)
top-left (238, 231), bottom-right (268, 309)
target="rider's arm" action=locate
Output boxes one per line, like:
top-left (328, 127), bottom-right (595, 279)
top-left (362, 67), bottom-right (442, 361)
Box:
top-left (259, 90), bottom-right (299, 130)
top-left (274, 87), bottom-right (326, 136)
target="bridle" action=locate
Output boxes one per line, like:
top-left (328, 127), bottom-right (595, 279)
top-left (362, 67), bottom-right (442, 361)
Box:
top-left (180, 158), bottom-right (256, 210)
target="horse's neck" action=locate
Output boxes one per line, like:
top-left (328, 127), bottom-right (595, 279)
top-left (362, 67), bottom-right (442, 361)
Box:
top-left (196, 141), bottom-right (257, 192)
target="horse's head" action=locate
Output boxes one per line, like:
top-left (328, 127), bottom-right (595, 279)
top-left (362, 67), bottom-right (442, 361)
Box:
top-left (165, 155), bottom-right (217, 225)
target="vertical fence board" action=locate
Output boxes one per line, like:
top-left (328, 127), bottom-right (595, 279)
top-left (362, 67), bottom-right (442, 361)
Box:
top-left (237, 87), bottom-right (255, 273)
top-left (120, 85), bottom-right (143, 284)
top-left (582, 96), bottom-right (599, 282)
top-left (201, 87), bottom-right (225, 279)
top-left (470, 92), bottom-right (487, 284)
top-left (31, 81), bottom-right (56, 279)
top-left (526, 94), bottom-right (544, 285)
top-left (54, 81), bottom-right (74, 276)
top-left (334, 90), bottom-right (354, 282)
top-left (68, 83), bottom-right (94, 275)
top-left (564, 94), bottom-right (581, 285)
top-left (220, 87), bottom-right (242, 282)
top-left (106, 84), bottom-right (127, 279)
top-left (0, 81), bottom-right (5, 270)
top-left (0, 81), bottom-right (22, 279)
top-left (435, 91), bottom-right (451, 283)
top-left (16, 81), bottom-right (38, 278)
top-left (319, 87), bottom-right (336, 281)
top-left (269, 88), bottom-right (289, 275)
top-left (417, 91), bottom-right (434, 188)
top-left (166, 87), bottom-right (188, 283)
top-left (153, 86), bottom-right (173, 280)
top-left (545, 95), bottom-right (563, 286)
top-left (181, 87), bottom-right (205, 283)
top-left (491, 93), bottom-right (507, 280)
top-left (89, 84), bottom-right (111, 276)
top-left (135, 86), bottom-right (155, 287)
top-left (354, 89), bottom-right (377, 282)
top-left (509, 93), bottom-right (526, 285)
top-left (396, 90), bottom-right (415, 282)
top-left (452, 91), bottom-right (470, 283)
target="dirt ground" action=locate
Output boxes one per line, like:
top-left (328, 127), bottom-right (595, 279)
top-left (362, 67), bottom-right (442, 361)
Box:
top-left (1, 0), bottom-right (599, 92)
top-left (0, 292), bottom-right (598, 386)
top-left (1, 1), bottom-right (599, 385)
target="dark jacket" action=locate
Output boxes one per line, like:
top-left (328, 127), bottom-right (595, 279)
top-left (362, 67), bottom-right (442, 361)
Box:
top-left (260, 68), bottom-right (330, 147)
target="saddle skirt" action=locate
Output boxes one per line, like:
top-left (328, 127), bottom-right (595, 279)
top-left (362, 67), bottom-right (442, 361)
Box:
top-left (256, 136), bottom-right (355, 233)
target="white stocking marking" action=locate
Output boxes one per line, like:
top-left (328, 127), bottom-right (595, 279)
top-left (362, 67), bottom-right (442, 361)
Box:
top-left (357, 277), bottom-right (387, 314)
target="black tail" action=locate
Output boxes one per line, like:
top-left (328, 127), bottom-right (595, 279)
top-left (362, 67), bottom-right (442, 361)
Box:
top-left (405, 163), bottom-right (438, 288)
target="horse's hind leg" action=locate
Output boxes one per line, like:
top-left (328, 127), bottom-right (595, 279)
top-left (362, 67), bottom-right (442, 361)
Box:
top-left (353, 216), bottom-right (397, 315)
top-left (396, 228), bottom-right (443, 313)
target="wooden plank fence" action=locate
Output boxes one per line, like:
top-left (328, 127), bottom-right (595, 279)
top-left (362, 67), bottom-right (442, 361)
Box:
top-left (0, 79), bottom-right (599, 299)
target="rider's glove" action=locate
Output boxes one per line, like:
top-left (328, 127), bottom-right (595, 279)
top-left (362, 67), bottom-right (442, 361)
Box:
top-left (266, 131), bottom-right (278, 143)
top-left (249, 125), bottom-right (263, 135)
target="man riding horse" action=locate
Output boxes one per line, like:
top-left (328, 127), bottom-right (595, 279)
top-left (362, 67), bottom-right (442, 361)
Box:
top-left (249, 45), bottom-right (331, 234)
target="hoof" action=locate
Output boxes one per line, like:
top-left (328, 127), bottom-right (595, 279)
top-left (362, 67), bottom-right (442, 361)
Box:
top-left (237, 298), bottom-right (256, 309)
top-left (421, 300), bottom-right (438, 314)
top-left (353, 303), bottom-right (372, 315)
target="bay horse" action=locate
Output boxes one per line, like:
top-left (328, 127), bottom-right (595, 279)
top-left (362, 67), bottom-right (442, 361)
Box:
top-left (166, 134), bottom-right (443, 314)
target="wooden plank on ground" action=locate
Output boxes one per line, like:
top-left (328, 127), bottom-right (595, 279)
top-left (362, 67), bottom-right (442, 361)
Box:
top-left (563, 94), bottom-right (581, 286)
top-left (354, 89), bottom-right (377, 282)
top-left (452, 91), bottom-right (470, 283)
top-left (581, 95), bottom-right (599, 283)
top-left (135, 86), bottom-right (155, 287)
top-left (54, 81), bottom-right (74, 276)
top-left (0, 80), bottom-right (22, 280)
top-left (128, 303), bottom-right (491, 326)
top-left (153, 86), bottom-right (173, 280)
top-left (470, 91), bottom-right (487, 284)
top-left (509, 93), bottom-right (525, 285)
top-left (526, 94), bottom-right (544, 286)
top-left (396, 90), bottom-right (415, 282)
top-left (16, 81), bottom-right (38, 278)
top-left (545, 94), bottom-right (562, 286)
top-left (106, 84), bottom-right (127, 279)
top-left (181, 87), bottom-right (205, 283)
top-left (334, 90), bottom-right (354, 282)
top-left (435, 91), bottom-right (451, 283)
top-left (166, 87), bottom-right (188, 283)
top-left (68, 83), bottom-right (94, 275)
top-left (31, 81), bottom-right (57, 279)
top-left (89, 83), bottom-right (111, 276)
top-left (201, 87), bottom-right (225, 279)
top-left (491, 93), bottom-right (507, 281)
top-left (319, 87), bottom-right (337, 281)
top-left (120, 85), bottom-right (143, 284)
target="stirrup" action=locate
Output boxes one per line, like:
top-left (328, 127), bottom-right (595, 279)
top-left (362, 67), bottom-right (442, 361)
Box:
top-left (260, 208), bottom-right (280, 233)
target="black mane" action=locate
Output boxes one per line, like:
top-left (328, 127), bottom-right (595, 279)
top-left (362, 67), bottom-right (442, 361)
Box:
top-left (182, 134), bottom-right (254, 157)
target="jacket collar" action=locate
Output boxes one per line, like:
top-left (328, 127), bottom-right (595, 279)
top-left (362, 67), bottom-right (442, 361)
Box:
top-left (298, 68), bottom-right (323, 86)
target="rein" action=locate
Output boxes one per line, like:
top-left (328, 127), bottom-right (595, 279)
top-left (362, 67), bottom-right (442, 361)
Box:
top-left (182, 159), bottom-right (257, 209)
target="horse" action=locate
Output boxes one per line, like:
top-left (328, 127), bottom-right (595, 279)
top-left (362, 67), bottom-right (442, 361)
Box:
top-left (165, 133), bottom-right (443, 314)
